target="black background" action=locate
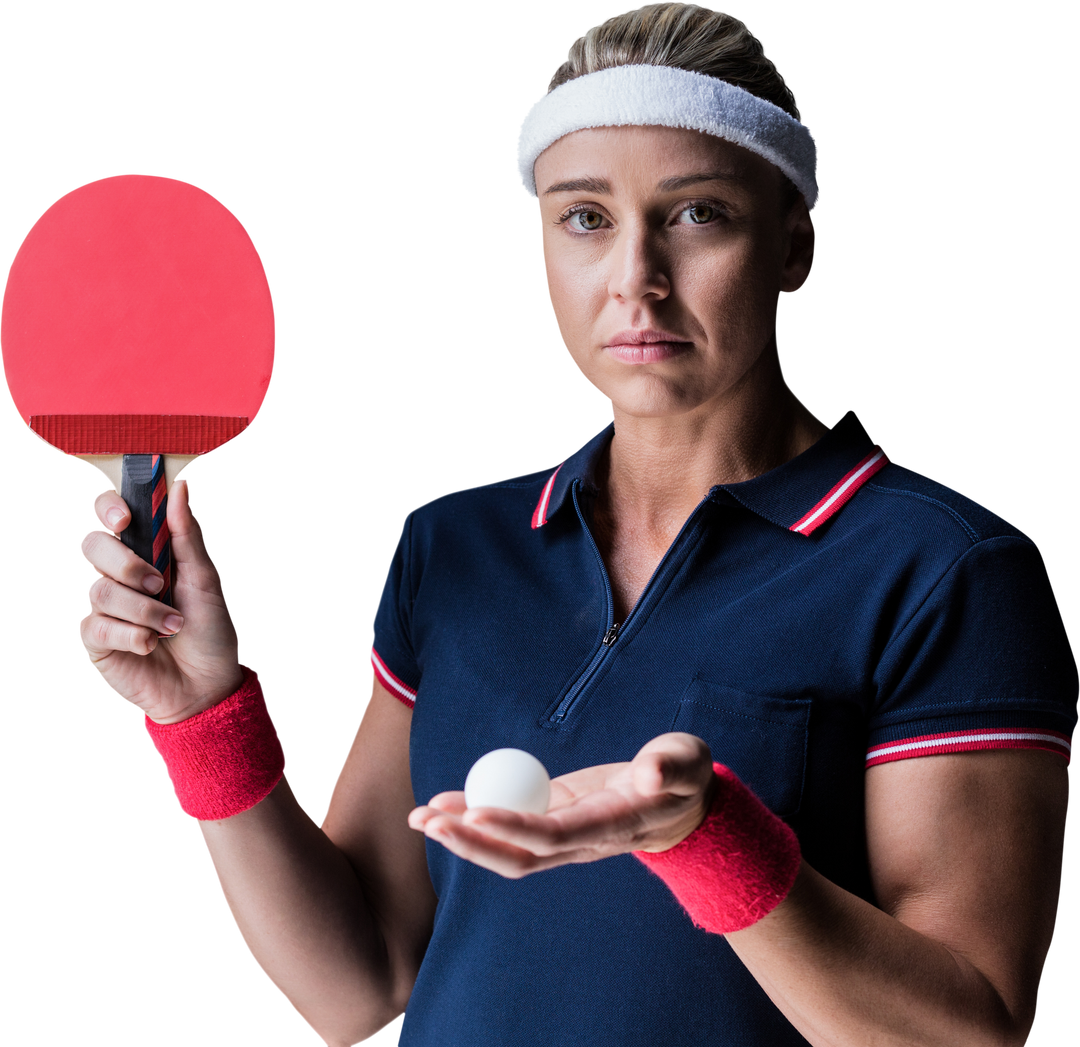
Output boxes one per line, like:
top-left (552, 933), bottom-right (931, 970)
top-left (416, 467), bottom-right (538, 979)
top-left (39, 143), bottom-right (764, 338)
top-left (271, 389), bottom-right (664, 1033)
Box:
top-left (4, 4), bottom-right (1071, 1041)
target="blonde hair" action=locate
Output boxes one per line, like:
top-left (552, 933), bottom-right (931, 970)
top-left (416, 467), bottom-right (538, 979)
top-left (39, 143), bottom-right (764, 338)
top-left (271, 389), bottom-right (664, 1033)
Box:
top-left (548, 4), bottom-right (799, 121)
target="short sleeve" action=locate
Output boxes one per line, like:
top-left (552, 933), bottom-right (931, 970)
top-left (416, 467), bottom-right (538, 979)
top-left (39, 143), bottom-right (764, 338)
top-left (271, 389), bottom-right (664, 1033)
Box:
top-left (868, 535), bottom-right (1077, 767)
top-left (371, 514), bottom-right (420, 708)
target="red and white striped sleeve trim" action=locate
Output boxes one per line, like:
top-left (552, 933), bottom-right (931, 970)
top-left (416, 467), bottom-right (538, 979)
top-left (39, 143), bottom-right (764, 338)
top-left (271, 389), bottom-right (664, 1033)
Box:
top-left (531, 465), bottom-right (563, 529)
top-left (790, 447), bottom-right (888, 535)
top-left (866, 727), bottom-right (1071, 767)
top-left (371, 648), bottom-right (417, 709)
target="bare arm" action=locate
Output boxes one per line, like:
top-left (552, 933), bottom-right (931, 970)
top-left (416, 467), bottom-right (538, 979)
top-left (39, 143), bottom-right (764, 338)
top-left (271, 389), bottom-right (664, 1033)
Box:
top-left (200, 680), bottom-right (436, 1047)
top-left (324, 682), bottom-right (438, 1011)
top-left (726, 749), bottom-right (1068, 1047)
top-left (199, 774), bottom-right (396, 1044)
top-left (81, 485), bottom-right (436, 1046)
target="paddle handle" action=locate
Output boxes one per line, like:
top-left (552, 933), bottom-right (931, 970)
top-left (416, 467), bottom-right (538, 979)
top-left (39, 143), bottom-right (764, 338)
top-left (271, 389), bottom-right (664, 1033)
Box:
top-left (120, 454), bottom-right (172, 607)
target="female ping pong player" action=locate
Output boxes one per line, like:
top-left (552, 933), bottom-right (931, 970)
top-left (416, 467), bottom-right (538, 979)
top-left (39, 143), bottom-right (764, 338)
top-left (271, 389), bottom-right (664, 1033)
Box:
top-left (79, 5), bottom-right (1076, 1045)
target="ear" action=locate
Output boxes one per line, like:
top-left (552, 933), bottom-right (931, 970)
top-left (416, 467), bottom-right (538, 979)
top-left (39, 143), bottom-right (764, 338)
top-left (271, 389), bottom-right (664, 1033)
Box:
top-left (780, 198), bottom-right (814, 293)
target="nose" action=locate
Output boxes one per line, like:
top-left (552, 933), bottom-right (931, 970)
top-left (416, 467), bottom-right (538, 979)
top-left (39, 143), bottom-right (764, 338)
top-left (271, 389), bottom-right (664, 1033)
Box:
top-left (607, 222), bottom-right (670, 303)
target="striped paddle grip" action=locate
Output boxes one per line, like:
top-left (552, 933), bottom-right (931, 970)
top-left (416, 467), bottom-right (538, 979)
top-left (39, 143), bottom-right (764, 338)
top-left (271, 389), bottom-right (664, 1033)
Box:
top-left (120, 454), bottom-right (171, 607)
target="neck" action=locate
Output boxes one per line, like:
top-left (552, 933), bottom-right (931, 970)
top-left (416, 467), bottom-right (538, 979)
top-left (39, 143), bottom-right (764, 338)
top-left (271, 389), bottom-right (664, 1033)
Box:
top-left (600, 348), bottom-right (826, 533)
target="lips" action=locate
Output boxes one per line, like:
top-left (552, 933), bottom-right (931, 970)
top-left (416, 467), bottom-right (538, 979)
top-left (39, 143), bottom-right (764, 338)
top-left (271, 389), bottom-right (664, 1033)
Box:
top-left (604, 328), bottom-right (692, 363)
top-left (609, 326), bottom-right (691, 347)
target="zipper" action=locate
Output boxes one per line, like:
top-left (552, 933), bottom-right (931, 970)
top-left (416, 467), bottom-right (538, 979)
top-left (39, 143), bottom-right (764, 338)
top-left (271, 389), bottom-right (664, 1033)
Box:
top-left (548, 481), bottom-right (711, 725)
top-left (549, 481), bottom-right (617, 723)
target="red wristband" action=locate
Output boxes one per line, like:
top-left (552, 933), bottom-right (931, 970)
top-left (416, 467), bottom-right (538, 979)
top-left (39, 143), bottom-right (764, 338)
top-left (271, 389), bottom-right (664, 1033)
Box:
top-left (145, 667), bottom-right (285, 821)
top-left (633, 763), bottom-right (801, 934)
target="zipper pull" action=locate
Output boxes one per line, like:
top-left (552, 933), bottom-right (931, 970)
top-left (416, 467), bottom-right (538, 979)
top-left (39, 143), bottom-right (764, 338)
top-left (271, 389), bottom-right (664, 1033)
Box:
top-left (602, 623), bottom-right (621, 647)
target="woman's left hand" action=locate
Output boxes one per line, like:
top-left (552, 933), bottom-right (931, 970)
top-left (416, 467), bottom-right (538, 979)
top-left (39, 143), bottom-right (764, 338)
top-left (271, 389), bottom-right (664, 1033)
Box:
top-left (408, 732), bottom-right (717, 878)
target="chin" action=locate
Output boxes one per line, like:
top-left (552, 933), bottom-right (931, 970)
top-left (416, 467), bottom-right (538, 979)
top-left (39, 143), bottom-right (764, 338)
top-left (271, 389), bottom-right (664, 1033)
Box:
top-left (604, 386), bottom-right (704, 419)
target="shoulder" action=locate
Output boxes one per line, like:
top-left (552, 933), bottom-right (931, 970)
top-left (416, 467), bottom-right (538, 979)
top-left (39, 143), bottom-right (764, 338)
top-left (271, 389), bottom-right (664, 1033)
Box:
top-left (860, 461), bottom-right (1031, 548)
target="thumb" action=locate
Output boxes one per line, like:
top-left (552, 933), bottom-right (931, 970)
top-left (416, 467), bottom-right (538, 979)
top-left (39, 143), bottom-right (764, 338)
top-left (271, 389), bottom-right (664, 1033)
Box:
top-left (631, 733), bottom-right (713, 799)
top-left (165, 477), bottom-right (211, 566)
top-left (166, 475), bottom-right (194, 540)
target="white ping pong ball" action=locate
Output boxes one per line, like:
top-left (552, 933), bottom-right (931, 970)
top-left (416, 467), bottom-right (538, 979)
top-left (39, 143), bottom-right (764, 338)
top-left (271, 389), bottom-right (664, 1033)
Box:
top-left (464, 748), bottom-right (551, 815)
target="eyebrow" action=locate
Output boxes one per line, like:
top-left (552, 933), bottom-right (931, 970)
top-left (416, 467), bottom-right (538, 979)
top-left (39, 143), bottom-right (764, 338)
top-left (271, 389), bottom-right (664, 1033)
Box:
top-left (542, 171), bottom-right (741, 196)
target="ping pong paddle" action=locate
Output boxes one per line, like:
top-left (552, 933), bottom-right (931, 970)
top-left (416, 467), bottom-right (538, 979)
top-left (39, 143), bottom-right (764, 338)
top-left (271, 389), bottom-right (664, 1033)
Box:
top-left (1, 175), bottom-right (274, 607)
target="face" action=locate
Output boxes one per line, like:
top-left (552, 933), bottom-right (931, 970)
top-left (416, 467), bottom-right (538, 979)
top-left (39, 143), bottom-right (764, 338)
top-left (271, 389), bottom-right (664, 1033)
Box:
top-left (534, 125), bottom-right (814, 422)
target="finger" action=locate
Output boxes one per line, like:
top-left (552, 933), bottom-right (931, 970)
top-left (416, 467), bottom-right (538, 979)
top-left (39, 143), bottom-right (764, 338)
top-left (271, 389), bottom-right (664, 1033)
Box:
top-left (89, 575), bottom-right (184, 636)
top-left (459, 808), bottom-right (571, 854)
top-left (427, 791), bottom-right (468, 815)
top-left (419, 811), bottom-right (573, 879)
top-left (95, 490), bottom-right (131, 533)
top-left (408, 793), bottom-right (468, 832)
top-left (408, 795), bottom-right (535, 838)
top-left (81, 611), bottom-right (159, 658)
top-left (82, 529), bottom-right (164, 595)
top-left (462, 797), bottom-right (641, 856)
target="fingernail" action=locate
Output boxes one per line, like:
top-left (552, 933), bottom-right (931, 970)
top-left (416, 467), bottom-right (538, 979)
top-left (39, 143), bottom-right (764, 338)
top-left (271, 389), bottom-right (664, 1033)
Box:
top-left (162, 614), bottom-right (184, 633)
top-left (143, 575), bottom-right (164, 594)
top-left (106, 508), bottom-right (124, 528)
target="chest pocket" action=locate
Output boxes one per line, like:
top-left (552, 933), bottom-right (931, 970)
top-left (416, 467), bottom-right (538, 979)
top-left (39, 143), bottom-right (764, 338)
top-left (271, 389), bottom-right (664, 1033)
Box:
top-left (671, 677), bottom-right (811, 818)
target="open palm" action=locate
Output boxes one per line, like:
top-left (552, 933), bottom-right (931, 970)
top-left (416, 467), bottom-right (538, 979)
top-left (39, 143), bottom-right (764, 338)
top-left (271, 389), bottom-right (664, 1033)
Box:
top-left (408, 732), bottom-right (717, 877)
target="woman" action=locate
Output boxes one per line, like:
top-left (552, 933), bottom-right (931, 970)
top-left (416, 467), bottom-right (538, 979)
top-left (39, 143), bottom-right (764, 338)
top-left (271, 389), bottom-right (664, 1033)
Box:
top-left (79, 6), bottom-right (1075, 1046)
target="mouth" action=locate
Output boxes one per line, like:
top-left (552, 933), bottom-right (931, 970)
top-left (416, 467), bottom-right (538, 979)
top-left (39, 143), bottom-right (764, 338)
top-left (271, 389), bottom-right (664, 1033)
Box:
top-left (604, 329), bottom-right (693, 364)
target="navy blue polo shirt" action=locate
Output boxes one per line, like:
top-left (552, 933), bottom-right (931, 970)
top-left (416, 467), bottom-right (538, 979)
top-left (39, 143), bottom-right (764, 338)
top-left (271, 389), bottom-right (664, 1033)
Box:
top-left (372, 412), bottom-right (1076, 1047)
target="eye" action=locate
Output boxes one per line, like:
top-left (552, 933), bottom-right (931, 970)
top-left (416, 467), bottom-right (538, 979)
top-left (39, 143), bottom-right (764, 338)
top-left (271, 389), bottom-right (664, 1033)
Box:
top-left (678, 203), bottom-right (720, 225)
top-left (564, 208), bottom-right (607, 232)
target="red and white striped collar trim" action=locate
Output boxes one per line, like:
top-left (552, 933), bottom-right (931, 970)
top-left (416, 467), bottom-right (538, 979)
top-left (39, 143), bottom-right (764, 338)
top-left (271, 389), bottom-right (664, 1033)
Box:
top-left (531, 464), bottom-right (565, 531)
top-left (789, 446), bottom-right (888, 536)
top-left (532, 446), bottom-right (888, 534)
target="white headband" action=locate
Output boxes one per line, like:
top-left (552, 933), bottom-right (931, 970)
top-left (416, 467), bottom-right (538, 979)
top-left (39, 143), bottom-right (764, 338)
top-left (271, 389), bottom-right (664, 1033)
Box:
top-left (518, 64), bottom-right (818, 208)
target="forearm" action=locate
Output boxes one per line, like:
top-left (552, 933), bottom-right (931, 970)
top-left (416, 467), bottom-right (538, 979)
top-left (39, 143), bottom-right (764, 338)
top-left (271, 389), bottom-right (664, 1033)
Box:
top-left (200, 777), bottom-right (403, 1047)
top-left (726, 861), bottom-right (1023, 1047)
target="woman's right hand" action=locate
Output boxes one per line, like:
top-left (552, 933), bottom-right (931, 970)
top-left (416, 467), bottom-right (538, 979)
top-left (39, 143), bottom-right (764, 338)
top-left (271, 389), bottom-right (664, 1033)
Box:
top-left (81, 479), bottom-right (244, 724)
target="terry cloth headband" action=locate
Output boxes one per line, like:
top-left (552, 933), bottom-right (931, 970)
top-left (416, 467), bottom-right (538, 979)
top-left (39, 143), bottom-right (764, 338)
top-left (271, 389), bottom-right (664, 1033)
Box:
top-left (518, 64), bottom-right (818, 208)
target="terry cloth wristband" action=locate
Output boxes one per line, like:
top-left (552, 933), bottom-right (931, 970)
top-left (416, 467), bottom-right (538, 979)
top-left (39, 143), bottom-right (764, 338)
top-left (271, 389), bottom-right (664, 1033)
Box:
top-left (145, 667), bottom-right (284, 821)
top-left (633, 763), bottom-right (801, 934)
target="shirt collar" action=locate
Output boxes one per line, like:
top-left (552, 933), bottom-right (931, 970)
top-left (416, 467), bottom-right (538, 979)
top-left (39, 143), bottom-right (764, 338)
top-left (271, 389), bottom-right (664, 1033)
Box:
top-left (531, 413), bottom-right (887, 536)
